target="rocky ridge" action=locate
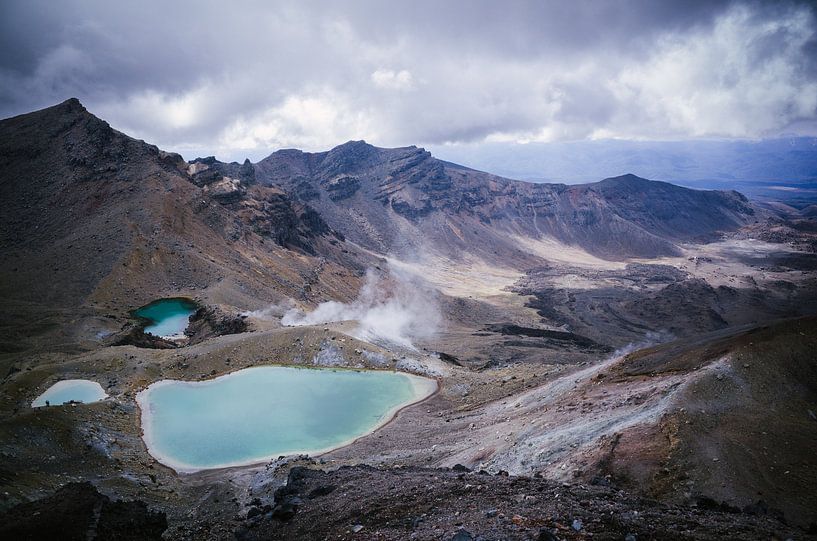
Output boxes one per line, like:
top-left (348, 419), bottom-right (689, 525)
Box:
top-left (256, 141), bottom-right (755, 261)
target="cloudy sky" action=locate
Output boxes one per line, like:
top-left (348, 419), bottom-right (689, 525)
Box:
top-left (1, 0), bottom-right (816, 162)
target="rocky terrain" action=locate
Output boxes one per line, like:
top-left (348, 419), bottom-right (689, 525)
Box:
top-left (0, 482), bottom-right (167, 540)
top-left (1, 99), bottom-right (816, 539)
top-left (236, 464), bottom-right (809, 541)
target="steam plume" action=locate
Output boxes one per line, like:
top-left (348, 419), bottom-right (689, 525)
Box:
top-left (282, 267), bottom-right (441, 350)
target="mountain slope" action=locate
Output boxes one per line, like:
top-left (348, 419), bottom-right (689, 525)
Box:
top-left (0, 99), bottom-right (368, 355)
top-left (595, 317), bottom-right (817, 527)
top-left (256, 141), bottom-right (755, 261)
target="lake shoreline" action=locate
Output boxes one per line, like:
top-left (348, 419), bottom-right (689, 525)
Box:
top-left (136, 364), bottom-right (438, 474)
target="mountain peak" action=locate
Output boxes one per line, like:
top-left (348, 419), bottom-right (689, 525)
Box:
top-left (59, 97), bottom-right (85, 111)
top-left (0, 97), bottom-right (115, 158)
top-left (327, 140), bottom-right (379, 158)
top-left (1, 97), bottom-right (91, 125)
top-left (334, 139), bottom-right (371, 149)
top-left (600, 173), bottom-right (651, 184)
top-left (328, 140), bottom-right (428, 160)
top-left (322, 140), bottom-right (383, 175)
top-left (37, 97), bottom-right (93, 123)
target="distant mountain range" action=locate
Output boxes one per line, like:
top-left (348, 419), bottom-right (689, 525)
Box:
top-left (252, 140), bottom-right (754, 261)
top-left (429, 138), bottom-right (817, 204)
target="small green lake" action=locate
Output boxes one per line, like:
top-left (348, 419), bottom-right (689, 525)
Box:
top-left (134, 298), bottom-right (197, 339)
top-left (137, 366), bottom-right (436, 472)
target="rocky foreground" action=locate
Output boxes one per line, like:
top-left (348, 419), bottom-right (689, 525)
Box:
top-left (2, 465), bottom-right (811, 541)
top-left (240, 465), bottom-right (814, 541)
top-left (0, 482), bottom-right (167, 540)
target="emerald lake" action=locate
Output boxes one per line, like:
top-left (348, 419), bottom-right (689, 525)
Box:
top-left (134, 298), bottom-right (197, 339)
top-left (137, 366), bottom-right (437, 472)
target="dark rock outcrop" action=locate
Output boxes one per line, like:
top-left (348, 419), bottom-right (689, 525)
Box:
top-left (185, 305), bottom-right (248, 344)
top-left (187, 155), bottom-right (338, 254)
top-left (323, 175), bottom-right (360, 201)
top-left (0, 482), bottom-right (167, 541)
top-left (484, 323), bottom-right (609, 351)
top-left (113, 327), bottom-right (178, 349)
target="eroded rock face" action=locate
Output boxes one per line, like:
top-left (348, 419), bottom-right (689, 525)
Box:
top-left (204, 176), bottom-right (244, 202)
top-left (323, 175), bottom-right (360, 201)
top-left (0, 482), bottom-right (167, 541)
top-left (188, 156), bottom-right (257, 187)
top-left (233, 187), bottom-right (336, 253)
top-left (186, 155), bottom-right (338, 253)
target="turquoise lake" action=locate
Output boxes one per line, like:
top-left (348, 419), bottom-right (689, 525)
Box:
top-left (32, 379), bottom-right (108, 407)
top-left (137, 366), bottom-right (436, 472)
top-left (134, 298), bottom-right (197, 339)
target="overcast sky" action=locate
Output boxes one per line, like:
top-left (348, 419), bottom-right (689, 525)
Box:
top-left (1, 0), bottom-right (816, 162)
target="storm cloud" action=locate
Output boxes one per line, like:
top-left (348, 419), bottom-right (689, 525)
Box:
top-left (1, 0), bottom-right (815, 161)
